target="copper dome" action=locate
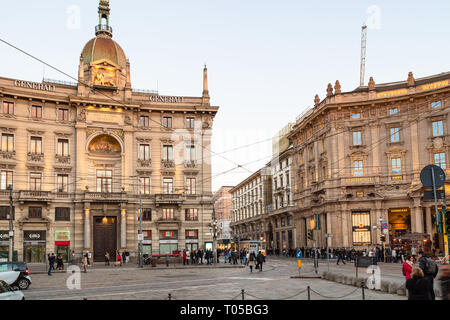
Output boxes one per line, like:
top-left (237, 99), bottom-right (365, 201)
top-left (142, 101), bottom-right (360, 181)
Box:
top-left (81, 35), bottom-right (127, 70)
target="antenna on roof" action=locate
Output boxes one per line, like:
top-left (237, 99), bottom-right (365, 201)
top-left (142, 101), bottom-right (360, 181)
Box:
top-left (360, 24), bottom-right (368, 87)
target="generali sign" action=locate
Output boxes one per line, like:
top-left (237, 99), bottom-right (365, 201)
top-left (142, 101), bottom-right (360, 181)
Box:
top-left (14, 80), bottom-right (56, 92)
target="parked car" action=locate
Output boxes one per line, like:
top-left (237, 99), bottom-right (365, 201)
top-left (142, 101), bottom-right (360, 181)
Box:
top-left (0, 262), bottom-right (32, 290)
top-left (0, 280), bottom-right (24, 300)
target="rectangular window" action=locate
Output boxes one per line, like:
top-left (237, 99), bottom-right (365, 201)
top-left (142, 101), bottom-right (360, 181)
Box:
top-left (162, 145), bottom-right (173, 161)
top-left (352, 113), bottom-right (361, 119)
top-left (433, 121), bottom-right (444, 136)
top-left (140, 177), bottom-right (151, 195)
top-left (1, 134), bottom-right (14, 152)
top-left (434, 153), bottom-right (446, 169)
top-left (3, 102), bottom-right (14, 115)
top-left (30, 137), bottom-right (42, 154)
top-left (163, 117), bottom-right (172, 128)
top-left (139, 115), bottom-right (149, 128)
top-left (186, 177), bottom-right (196, 195)
top-left (29, 207), bottom-right (42, 219)
top-left (186, 117), bottom-right (195, 129)
top-left (432, 101), bottom-right (442, 109)
top-left (185, 230), bottom-right (198, 239)
top-left (31, 105), bottom-right (42, 118)
top-left (139, 144), bottom-right (150, 160)
top-left (0, 171), bottom-right (13, 190)
top-left (57, 139), bottom-right (69, 156)
top-left (30, 173), bottom-right (42, 191)
top-left (162, 208), bottom-right (174, 220)
top-left (185, 208), bottom-right (198, 221)
top-left (353, 131), bottom-right (362, 145)
top-left (58, 108), bottom-right (69, 121)
top-left (390, 108), bottom-right (398, 115)
top-left (392, 158), bottom-right (402, 174)
top-left (96, 170), bottom-right (112, 193)
top-left (354, 161), bottom-right (363, 177)
top-left (163, 178), bottom-right (173, 194)
top-left (390, 127), bottom-right (400, 142)
top-left (55, 208), bottom-right (70, 221)
top-left (0, 206), bottom-right (14, 220)
top-left (142, 208), bottom-right (152, 221)
top-left (57, 174), bottom-right (68, 193)
top-left (352, 211), bottom-right (371, 245)
top-left (185, 145), bottom-right (196, 162)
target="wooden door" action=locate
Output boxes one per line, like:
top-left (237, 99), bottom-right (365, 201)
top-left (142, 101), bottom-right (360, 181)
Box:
top-left (93, 217), bottom-right (117, 262)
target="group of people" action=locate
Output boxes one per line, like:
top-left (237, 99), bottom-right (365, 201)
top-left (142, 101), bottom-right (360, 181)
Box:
top-left (401, 251), bottom-right (448, 300)
top-left (181, 249), bottom-right (216, 265)
top-left (47, 253), bottom-right (65, 276)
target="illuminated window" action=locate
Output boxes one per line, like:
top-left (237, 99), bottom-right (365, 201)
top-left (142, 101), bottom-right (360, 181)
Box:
top-left (434, 153), bottom-right (446, 169)
top-left (162, 208), bottom-right (174, 220)
top-left (139, 144), bottom-right (150, 160)
top-left (1, 134), bottom-right (14, 152)
top-left (433, 121), bottom-right (444, 136)
top-left (352, 211), bottom-right (371, 245)
top-left (57, 139), bottom-right (69, 156)
top-left (139, 177), bottom-right (150, 195)
top-left (31, 105), bottom-right (42, 118)
top-left (3, 102), bottom-right (14, 115)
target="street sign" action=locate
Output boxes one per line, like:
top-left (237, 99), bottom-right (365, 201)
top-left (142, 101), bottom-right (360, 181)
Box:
top-left (297, 259), bottom-right (302, 268)
top-left (424, 189), bottom-right (445, 201)
top-left (296, 249), bottom-right (303, 259)
top-left (137, 234), bottom-right (144, 241)
top-left (420, 165), bottom-right (446, 188)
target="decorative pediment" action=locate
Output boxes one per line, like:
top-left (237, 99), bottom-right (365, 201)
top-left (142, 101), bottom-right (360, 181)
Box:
top-left (27, 129), bottom-right (45, 135)
top-left (385, 146), bottom-right (407, 157)
top-left (137, 138), bottom-right (152, 143)
top-left (54, 131), bottom-right (73, 138)
top-left (0, 127), bottom-right (16, 133)
top-left (90, 59), bottom-right (120, 70)
top-left (160, 138), bottom-right (174, 144)
top-left (349, 150), bottom-right (369, 159)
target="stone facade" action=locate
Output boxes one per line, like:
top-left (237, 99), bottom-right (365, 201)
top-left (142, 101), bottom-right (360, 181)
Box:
top-left (289, 72), bottom-right (450, 251)
top-left (0, 1), bottom-right (218, 262)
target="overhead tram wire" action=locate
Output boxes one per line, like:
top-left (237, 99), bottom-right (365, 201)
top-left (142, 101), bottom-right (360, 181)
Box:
top-left (0, 37), bottom-right (255, 174)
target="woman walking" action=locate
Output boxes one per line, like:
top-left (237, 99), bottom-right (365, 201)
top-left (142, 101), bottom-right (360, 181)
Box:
top-left (56, 254), bottom-right (64, 271)
top-left (402, 255), bottom-right (414, 280)
top-left (82, 254), bottom-right (88, 273)
top-left (105, 251), bottom-right (110, 266)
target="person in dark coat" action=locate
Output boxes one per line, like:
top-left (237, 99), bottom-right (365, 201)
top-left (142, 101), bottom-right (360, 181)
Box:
top-left (256, 252), bottom-right (264, 272)
top-left (417, 251), bottom-right (439, 300)
top-left (336, 248), bottom-right (346, 265)
top-left (406, 267), bottom-right (433, 300)
top-left (440, 264), bottom-right (450, 300)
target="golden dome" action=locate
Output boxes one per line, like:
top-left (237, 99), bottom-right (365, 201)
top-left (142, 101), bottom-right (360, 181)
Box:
top-left (81, 35), bottom-right (127, 70)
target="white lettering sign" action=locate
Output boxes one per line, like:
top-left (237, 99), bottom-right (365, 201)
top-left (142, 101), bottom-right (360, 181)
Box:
top-left (149, 95), bottom-right (184, 103)
top-left (14, 80), bottom-right (56, 92)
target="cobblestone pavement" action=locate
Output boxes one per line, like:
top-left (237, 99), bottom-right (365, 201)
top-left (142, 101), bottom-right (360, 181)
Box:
top-left (23, 257), bottom-right (406, 300)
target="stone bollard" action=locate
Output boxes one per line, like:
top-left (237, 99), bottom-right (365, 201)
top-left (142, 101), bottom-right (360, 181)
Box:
top-left (380, 280), bottom-right (390, 292)
top-left (388, 282), bottom-right (399, 294)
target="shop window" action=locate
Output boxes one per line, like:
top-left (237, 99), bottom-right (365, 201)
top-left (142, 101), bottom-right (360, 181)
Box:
top-left (352, 211), bottom-right (371, 245)
top-left (55, 208), bottom-right (70, 221)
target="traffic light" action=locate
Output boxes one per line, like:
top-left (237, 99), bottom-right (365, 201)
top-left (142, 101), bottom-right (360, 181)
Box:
top-left (307, 230), bottom-right (313, 240)
top-left (380, 235), bottom-right (386, 242)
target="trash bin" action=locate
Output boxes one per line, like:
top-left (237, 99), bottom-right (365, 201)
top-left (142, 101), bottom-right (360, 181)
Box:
top-left (356, 256), bottom-right (377, 267)
top-left (151, 257), bottom-right (157, 267)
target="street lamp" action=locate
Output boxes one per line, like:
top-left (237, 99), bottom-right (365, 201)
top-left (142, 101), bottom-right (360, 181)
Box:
top-left (7, 184), bottom-right (13, 262)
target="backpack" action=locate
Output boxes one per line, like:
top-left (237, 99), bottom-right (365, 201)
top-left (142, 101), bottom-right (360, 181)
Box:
top-left (424, 258), bottom-right (438, 276)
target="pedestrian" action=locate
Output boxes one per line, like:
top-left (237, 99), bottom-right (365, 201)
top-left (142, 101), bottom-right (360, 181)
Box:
top-left (228, 250), bottom-right (232, 264)
top-left (105, 252), bottom-right (110, 266)
top-left (417, 251), bottom-right (439, 300)
top-left (182, 249), bottom-right (187, 265)
top-left (392, 248), bottom-right (397, 263)
top-left (242, 250), bottom-right (247, 265)
top-left (116, 251), bottom-right (122, 267)
top-left (439, 264), bottom-right (450, 300)
top-left (165, 252), bottom-right (170, 267)
top-left (402, 255), bottom-right (414, 280)
top-left (71, 250), bottom-right (75, 265)
top-left (406, 267), bottom-right (433, 300)
top-left (190, 249), bottom-right (195, 265)
top-left (249, 252), bottom-right (256, 273)
top-left (186, 249), bottom-right (190, 265)
top-left (56, 254), bottom-right (64, 271)
top-left (47, 253), bottom-right (55, 276)
top-left (256, 251), bottom-right (264, 272)
top-left (411, 246), bottom-right (418, 260)
top-left (87, 251), bottom-right (91, 267)
top-left (122, 251), bottom-right (126, 265)
top-left (82, 254), bottom-right (88, 273)
top-left (223, 249), bottom-right (228, 264)
top-left (336, 248), bottom-right (346, 265)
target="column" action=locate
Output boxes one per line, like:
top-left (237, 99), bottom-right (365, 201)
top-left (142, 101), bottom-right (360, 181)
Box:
top-left (84, 208), bottom-right (90, 249)
top-left (426, 207), bottom-right (433, 236)
top-left (410, 120), bottom-right (420, 181)
top-left (370, 124), bottom-right (380, 176)
top-left (412, 198), bottom-right (423, 233)
top-left (121, 208), bottom-right (127, 249)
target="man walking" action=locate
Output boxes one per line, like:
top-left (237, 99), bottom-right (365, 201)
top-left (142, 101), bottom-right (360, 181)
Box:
top-left (336, 248), bottom-right (346, 265)
top-left (418, 251), bottom-right (439, 300)
top-left (105, 251), bottom-right (110, 266)
top-left (256, 251), bottom-right (264, 272)
top-left (48, 253), bottom-right (56, 276)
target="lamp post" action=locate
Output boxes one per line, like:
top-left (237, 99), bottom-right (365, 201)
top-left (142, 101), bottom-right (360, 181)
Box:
top-left (137, 177), bottom-right (143, 268)
top-left (212, 220), bottom-right (217, 266)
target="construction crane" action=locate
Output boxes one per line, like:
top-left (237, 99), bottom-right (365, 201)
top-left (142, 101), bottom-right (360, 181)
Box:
top-left (360, 25), bottom-right (368, 87)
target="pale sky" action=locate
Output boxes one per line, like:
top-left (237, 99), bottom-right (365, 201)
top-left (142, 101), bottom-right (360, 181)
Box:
top-left (1, 0), bottom-right (449, 192)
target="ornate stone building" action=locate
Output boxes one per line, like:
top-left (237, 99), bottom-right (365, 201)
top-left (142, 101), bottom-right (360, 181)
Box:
top-left (212, 186), bottom-right (234, 247)
top-left (0, 0), bottom-right (218, 262)
top-left (289, 72), bottom-right (450, 251)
